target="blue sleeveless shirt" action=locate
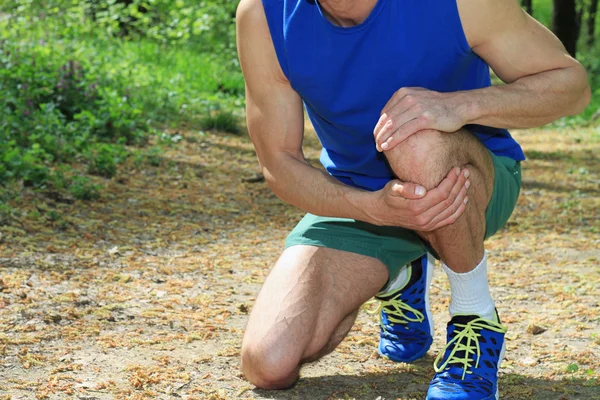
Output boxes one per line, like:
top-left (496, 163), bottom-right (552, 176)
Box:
top-left (261, 0), bottom-right (526, 191)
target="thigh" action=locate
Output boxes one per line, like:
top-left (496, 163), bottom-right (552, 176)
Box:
top-left (286, 213), bottom-right (428, 289)
top-left (242, 245), bottom-right (388, 365)
top-left (484, 154), bottom-right (522, 238)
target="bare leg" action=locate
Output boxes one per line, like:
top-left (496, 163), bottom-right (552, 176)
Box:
top-left (241, 245), bottom-right (388, 389)
top-left (383, 129), bottom-right (494, 272)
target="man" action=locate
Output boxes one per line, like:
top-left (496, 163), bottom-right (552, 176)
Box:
top-left (236, 0), bottom-right (590, 398)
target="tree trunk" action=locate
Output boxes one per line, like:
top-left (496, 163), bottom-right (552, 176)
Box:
top-left (552, 0), bottom-right (579, 56)
top-left (522, 0), bottom-right (533, 15)
top-left (588, 0), bottom-right (599, 46)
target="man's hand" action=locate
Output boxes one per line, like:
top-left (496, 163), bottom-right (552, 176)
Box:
top-left (373, 87), bottom-right (466, 152)
top-left (367, 167), bottom-right (471, 230)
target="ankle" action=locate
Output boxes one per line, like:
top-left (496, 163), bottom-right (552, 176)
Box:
top-left (443, 252), bottom-right (496, 320)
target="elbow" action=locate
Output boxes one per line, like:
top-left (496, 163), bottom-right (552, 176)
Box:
top-left (259, 157), bottom-right (292, 200)
top-left (256, 150), bottom-right (304, 202)
top-left (261, 166), bottom-right (293, 205)
top-left (572, 84), bottom-right (592, 115)
top-left (261, 166), bottom-right (280, 192)
top-left (570, 84), bottom-right (592, 116)
top-left (568, 65), bottom-right (592, 116)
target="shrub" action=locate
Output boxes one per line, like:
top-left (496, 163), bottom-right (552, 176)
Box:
top-left (5, 0), bottom-right (238, 52)
top-left (86, 143), bottom-right (128, 179)
top-left (0, 0), bottom-right (245, 205)
top-left (69, 176), bottom-right (100, 201)
top-left (145, 148), bottom-right (163, 167)
top-left (199, 112), bottom-right (240, 135)
top-left (0, 204), bottom-right (15, 226)
top-left (0, 22), bottom-right (149, 195)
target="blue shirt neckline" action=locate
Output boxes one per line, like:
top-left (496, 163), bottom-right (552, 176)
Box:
top-left (314, 0), bottom-right (388, 33)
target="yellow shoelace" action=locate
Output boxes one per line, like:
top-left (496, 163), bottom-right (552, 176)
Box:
top-left (433, 316), bottom-right (507, 380)
top-left (365, 291), bottom-right (425, 329)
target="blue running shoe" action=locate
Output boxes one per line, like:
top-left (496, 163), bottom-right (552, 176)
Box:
top-left (426, 312), bottom-right (507, 400)
top-left (371, 254), bottom-right (435, 363)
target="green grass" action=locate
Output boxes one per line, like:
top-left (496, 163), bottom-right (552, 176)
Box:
top-left (0, 11), bottom-right (245, 205)
top-left (8, 18), bottom-right (245, 130)
top-left (199, 111), bottom-right (241, 134)
top-left (532, 0), bottom-right (553, 26)
top-left (81, 37), bottom-right (245, 127)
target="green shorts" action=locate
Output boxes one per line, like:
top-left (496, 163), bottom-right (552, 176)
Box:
top-left (285, 152), bottom-right (522, 286)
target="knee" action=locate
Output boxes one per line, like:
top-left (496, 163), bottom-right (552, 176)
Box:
top-left (241, 343), bottom-right (299, 390)
top-left (384, 129), bottom-right (456, 189)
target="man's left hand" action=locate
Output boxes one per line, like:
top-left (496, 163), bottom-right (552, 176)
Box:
top-left (373, 87), bottom-right (467, 152)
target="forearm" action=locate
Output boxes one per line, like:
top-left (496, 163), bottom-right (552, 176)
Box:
top-left (261, 152), bottom-right (373, 222)
top-left (461, 66), bottom-right (591, 128)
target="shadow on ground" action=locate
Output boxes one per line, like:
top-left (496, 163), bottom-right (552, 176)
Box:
top-left (254, 372), bottom-right (599, 400)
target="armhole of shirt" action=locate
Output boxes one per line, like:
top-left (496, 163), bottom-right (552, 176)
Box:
top-left (261, 0), bottom-right (291, 80)
top-left (447, 0), bottom-right (472, 56)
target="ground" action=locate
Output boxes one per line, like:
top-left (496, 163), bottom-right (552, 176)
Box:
top-left (0, 123), bottom-right (598, 400)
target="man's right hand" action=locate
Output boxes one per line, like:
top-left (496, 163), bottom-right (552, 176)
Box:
top-left (367, 167), bottom-right (471, 231)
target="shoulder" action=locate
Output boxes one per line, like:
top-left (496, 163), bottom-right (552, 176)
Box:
top-left (237, 0), bottom-right (289, 83)
top-left (456, 0), bottom-right (527, 48)
top-left (237, 0), bottom-right (267, 26)
top-left (236, 0), bottom-right (271, 47)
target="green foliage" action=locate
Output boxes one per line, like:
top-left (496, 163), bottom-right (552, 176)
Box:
top-left (0, 203), bottom-right (15, 226)
top-left (531, 0), bottom-right (553, 26)
top-left (69, 176), bottom-right (100, 200)
top-left (567, 363), bottom-right (580, 373)
top-left (199, 112), bottom-right (241, 135)
top-left (5, 0), bottom-right (238, 56)
top-left (0, 37), bottom-right (148, 144)
top-left (1, 0), bottom-right (596, 210)
top-left (0, 0), bottom-right (245, 203)
top-left (0, 27), bottom-right (149, 192)
top-left (85, 143), bottom-right (128, 178)
top-left (144, 148), bottom-right (163, 167)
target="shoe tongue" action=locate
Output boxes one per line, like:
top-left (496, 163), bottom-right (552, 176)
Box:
top-left (444, 314), bottom-right (480, 369)
top-left (449, 311), bottom-right (500, 327)
top-left (448, 314), bottom-right (479, 327)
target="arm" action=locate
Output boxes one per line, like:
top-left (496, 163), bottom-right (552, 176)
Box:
top-left (237, 0), bottom-right (469, 229)
top-left (458, 0), bottom-right (590, 127)
top-left (237, 0), bottom-right (369, 221)
top-left (374, 0), bottom-right (591, 151)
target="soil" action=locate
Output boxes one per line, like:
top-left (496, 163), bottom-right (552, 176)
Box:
top-left (0, 125), bottom-right (598, 400)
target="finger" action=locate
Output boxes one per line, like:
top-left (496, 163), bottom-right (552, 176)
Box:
top-left (374, 113), bottom-right (389, 139)
top-left (375, 123), bottom-right (392, 151)
top-left (375, 107), bottom-right (414, 146)
top-left (426, 184), bottom-right (468, 229)
top-left (387, 180), bottom-right (427, 199)
top-left (380, 118), bottom-right (426, 151)
top-left (376, 92), bottom-right (421, 142)
top-left (421, 167), bottom-right (468, 211)
top-left (408, 167), bottom-right (463, 215)
top-left (376, 119), bottom-right (394, 150)
top-left (381, 89), bottom-right (408, 118)
top-left (430, 196), bottom-right (468, 231)
top-left (421, 168), bottom-right (469, 217)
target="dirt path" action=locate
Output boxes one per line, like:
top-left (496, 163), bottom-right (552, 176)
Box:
top-left (0, 126), bottom-right (598, 400)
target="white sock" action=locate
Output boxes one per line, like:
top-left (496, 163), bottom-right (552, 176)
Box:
top-left (442, 251), bottom-right (496, 321)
